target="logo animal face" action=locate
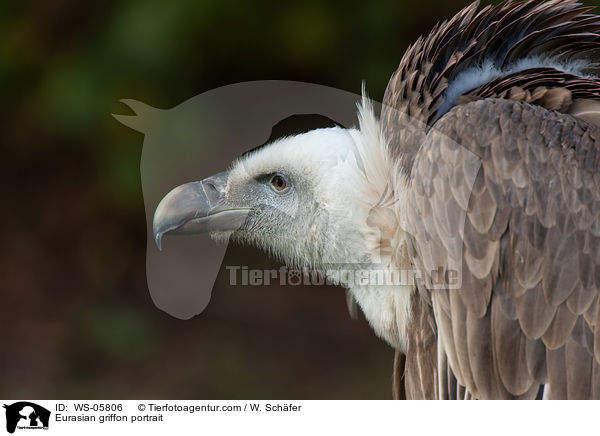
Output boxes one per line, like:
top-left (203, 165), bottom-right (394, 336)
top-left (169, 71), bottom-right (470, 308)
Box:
top-left (3, 402), bottom-right (50, 434)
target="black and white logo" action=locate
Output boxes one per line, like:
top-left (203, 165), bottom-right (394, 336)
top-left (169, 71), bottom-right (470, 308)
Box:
top-left (3, 402), bottom-right (50, 434)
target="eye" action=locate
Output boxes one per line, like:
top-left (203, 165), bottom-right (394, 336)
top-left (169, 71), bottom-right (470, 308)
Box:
top-left (269, 174), bottom-right (290, 193)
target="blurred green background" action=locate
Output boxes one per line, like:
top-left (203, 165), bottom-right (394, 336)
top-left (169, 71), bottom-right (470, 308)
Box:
top-left (3, 0), bottom-right (596, 399)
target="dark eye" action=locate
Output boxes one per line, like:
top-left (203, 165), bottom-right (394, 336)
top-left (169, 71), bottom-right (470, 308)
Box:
top-left (270, 174), bottom-right (289, 192)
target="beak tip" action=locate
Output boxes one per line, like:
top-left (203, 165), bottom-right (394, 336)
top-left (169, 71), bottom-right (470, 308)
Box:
top-left (154, 232), bottom-right (163, 251)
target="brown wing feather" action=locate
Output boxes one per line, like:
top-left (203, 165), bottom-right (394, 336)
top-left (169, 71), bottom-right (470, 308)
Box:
top-left (403, 292), bottom-right (439, 399)
top-left (407, 98), bottom-right (600, 399)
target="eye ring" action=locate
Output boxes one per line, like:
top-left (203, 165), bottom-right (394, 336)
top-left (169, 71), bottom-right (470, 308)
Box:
top-left (269, 173), bottom-right (290, 193)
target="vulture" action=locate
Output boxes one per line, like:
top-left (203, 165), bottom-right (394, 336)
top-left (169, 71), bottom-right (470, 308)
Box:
top-left (153, 0), bottom-right (600, 399)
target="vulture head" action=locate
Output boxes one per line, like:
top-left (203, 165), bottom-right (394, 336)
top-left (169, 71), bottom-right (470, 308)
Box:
top-left (153, 97), bottom-right (412, 348)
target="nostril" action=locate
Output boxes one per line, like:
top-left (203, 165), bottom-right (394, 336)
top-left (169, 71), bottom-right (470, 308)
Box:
top-left (202, 180), bottom-right (222, 205)
top-left (199, 171), bottom-right (229, 207)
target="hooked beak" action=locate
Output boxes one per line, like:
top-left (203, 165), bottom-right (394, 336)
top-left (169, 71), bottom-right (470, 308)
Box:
top-left (152, 171), bottom-right (251, 250)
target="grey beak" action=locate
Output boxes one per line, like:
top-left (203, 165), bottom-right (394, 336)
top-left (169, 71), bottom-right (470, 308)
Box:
top-left (152, 171), bottom-right (250, 250)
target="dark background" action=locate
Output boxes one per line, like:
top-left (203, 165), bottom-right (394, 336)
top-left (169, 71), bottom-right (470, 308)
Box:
top-left (3, 0), bottom-right (596, 399)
